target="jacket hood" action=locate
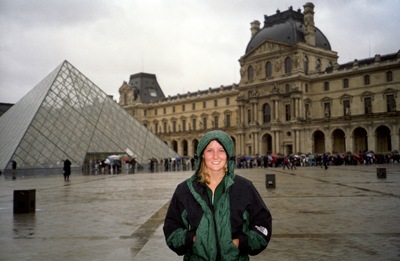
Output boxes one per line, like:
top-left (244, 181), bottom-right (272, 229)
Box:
top-left (194, 130), bottom-right (235, 177)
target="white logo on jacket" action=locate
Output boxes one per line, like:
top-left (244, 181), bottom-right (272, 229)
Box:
top-left (255, 225), bottom-right (268, 236)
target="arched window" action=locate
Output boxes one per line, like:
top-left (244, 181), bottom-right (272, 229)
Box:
top-left (284, 57), bottom-right (292, 74)
top-left (304, 56), bottom-right (309, 75)
top-left (248, 66), bottom-right (254, 81)
top-left (265, 61), bottom-right (272, 77)
top-left (263, 103), bottom-right (271, 123)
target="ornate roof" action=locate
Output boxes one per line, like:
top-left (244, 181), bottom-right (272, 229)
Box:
top-left (245, 6), bottom-right (331, 54)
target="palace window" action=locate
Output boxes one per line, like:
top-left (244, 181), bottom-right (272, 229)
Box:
top-left (284, 57), bottom-right (292, 74)
top-left (163, 107), bottom-right (166, 114)
top-left (387, 94), bottom-right (396, 112)
top-left (364, 97), bottom-right (372, 114)
top-left (192, 118), bottom-right (197, 131)
top-left (304, 56), bottom-right (309, 75)
top-left (263, 103), bottom-right (271, 123)
top-left (155, 123), bottom-right (159, 134)
top-left (266, 61), bottom-right (272, 77)
top-left (226, 97), bottom-right (230, 105)
top-left (182, 104), bottom-right (185, 111)
top-left (143, 109), bottom-right (147, 116)
top-left (172, 106), bottom-right (175, 113)
top-left (154, 108), bottom-right (157, 116)
top-left (213, 116), bottom-right (219, 128)
top-left (248, 66), bottom-right (254, 81)
top-left (364, 75), bottom-right (370, 85)
top-left (182, 120), bottom-right (186, 132)
top-left (324, 81), bottom-right (329, 91)
top-left (214, 99), bottom-right (218, 107)
top-left (247, 109), bottom-right (251, 124)
top-left (203, 117), bottom-right (207, 130)
top-left (225, 114), bottom-right (231, 127)
top-left (343, 78), bottom-right (349, 88)
top-left (324, 102), bottom-right (330, 117)
top-left (343, 100), bottom-right (350, 116)
top-left (285, 84), bottom-right (290, 93)
top-left (285, 104), bottom-right (291, 121)
top-left (172, 121), bottom-right (177, 132)
top-left (192, 103), bottom-right (196, 110)
top-left (163, 122), bottom-right (167, 133)
top-left (387, 71), bottom-right (393, 82)
top-left (203, 101), bottom-right (206, 108)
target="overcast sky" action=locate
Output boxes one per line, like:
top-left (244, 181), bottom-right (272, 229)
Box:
top-left (1, 0), bottom-right (399, 104)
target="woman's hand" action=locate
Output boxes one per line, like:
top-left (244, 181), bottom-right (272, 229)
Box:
top-left (232, 238), bottom-right (239, 248)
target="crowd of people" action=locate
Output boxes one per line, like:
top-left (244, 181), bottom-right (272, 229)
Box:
top-left (82, 151), bottom-right (399, 175)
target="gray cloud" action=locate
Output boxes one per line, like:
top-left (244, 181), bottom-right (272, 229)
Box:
top-left (1, 0), bottom-right (399, 103)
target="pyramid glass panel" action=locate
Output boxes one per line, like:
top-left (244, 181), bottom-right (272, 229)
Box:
top-left (0, 60), bottom-right (179, 174)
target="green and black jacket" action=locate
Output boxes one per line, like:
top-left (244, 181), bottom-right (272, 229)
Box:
top-left (163, 130), bottom-right (272, 260)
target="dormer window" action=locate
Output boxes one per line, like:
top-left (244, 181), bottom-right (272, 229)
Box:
top-left (149, 88), bottom-right (157, 97)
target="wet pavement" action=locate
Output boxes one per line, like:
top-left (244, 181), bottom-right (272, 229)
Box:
top-left (1, 164), bottom-right (399, 261)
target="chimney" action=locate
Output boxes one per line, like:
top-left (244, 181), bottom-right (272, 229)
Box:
top-left (303, 2), bottom-right (315, 46)
top-left (250, 20), bottom-right (260, 38)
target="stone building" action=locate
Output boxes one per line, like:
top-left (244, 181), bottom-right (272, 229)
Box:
top-left (119, 2), bottom-right (400, 158)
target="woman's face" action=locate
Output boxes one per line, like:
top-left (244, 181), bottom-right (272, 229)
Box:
top-left (202, 140), bottom-right (227, 174)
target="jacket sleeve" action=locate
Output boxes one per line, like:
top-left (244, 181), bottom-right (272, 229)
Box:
top-left (163, 185), bottom-right (195, 255)
top-left (238, 182), bottom-right (272, 256)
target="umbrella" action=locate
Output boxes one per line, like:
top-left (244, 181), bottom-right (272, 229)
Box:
top-left (108, 155), bottom-right (120, 159)
top-left (354, 154), bottom-right (362, 159)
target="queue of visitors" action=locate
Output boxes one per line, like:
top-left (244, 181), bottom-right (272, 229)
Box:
top-left (83, 151), bottom-right (399, 175)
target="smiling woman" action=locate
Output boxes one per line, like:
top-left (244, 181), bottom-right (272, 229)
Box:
top-left (163, 130), bottom-right (272, 260)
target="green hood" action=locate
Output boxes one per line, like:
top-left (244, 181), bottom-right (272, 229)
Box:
top-left (194, 130), bottom-right (235, 178)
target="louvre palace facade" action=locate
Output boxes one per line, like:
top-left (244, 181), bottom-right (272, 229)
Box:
top-left (119, 2), bottom-right (400, 158)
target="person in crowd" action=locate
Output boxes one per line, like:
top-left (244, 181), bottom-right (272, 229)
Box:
top-left (163, 130), bottom-right (272, 260)
top-left (11, 160), bottom-right (17, 180)
top-left (63, 159), bottom-right (71, 181)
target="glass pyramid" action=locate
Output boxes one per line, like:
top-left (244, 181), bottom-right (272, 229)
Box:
top-left (0, 60), bottom-right (179, 174)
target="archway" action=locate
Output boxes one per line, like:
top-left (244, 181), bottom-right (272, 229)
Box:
top-left (181, 140), bottom-right (188, 156)
top-left (172, 140), bottom-right (178, 153)
top-left (192, 139), bottom-right (199, 156)
top-left (353, 127), bottom-right (368, 153)
top-left (313, 130), bottom-right (325, 153)
top-left (332, 129), bottom-right (346, 153)
top-left (261, 133), bottom-right (273, 154)
top-left (375, 125), bottom-right (391, 153)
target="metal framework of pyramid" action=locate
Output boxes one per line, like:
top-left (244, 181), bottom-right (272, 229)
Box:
top-left (0, 60), bottom-right (179, 174)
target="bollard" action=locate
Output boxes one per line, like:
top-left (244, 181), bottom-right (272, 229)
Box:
top-left (13, 189), bottom-right (36, 213)
top-left (376, 168), bottom-right (386, 179)
top-left (265, 174), bottom-right (276, 189)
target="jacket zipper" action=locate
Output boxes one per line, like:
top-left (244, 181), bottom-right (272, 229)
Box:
top-left (209, 198), bottom-right (221, 260)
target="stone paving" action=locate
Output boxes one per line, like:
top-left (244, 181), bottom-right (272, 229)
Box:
top-left (0, 164), bottom-right (399, 261)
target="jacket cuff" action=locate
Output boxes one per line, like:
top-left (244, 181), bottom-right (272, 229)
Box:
top-left (185, 230), bottom-right (196, 247)
top-left (237, 234), bottom-right (249, 253)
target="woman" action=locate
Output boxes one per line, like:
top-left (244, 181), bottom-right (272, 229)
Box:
top-left (163, 130), bottom-right (272, 260)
